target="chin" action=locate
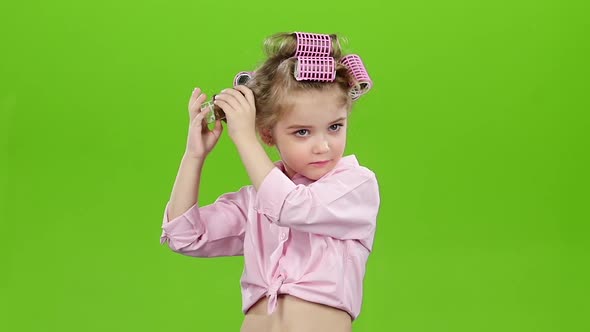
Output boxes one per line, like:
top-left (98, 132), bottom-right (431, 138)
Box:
top-left (304, 167), bottom-right (334, 180)
top-left (305, 174), bottom-right (323, 181)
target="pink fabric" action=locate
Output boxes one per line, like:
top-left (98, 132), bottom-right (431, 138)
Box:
top-left (160, 155), bottom-right (380, 320)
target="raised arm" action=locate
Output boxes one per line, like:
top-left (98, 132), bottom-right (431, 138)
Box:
top-left (167, 87), bottom-right (223, 219)
top-left (254, 165), bottom-right (380, 251)
top-left (161, 87), bottom-right (250, 257)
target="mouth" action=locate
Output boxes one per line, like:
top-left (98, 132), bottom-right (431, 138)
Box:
top-left (309, 160), bottom-right (331, 167)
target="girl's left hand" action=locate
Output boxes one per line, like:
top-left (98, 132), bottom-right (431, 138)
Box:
top-left (213, 85), bottom-right (257, 143)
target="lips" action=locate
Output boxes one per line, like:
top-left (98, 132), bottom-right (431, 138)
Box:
top-left (310, 160), bottom-right (331, 166)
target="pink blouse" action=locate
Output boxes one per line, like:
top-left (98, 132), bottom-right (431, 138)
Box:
top-left (160, 155), bottom-right (380, 320)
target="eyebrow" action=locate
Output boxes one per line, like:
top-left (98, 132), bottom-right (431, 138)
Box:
top-left (286, 117), bottom-right (347, 130)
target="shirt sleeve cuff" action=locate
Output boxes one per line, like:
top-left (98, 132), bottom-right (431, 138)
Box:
top-left (254, 167), bottom-right (296, 222)
top-left (159, 202), bottom-right (204, 245)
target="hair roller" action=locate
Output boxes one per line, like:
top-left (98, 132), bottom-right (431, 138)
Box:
top-left (294, 56), bottom-right (336, 82)
top-left (294, 32), bottom-right (332, 57)
top-left (340, 54), bottom-right (372, 100)
top-left (234, 71), bottom-right (254, 86)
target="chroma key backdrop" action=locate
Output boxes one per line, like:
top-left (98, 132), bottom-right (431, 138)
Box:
top-left (1, 0), bottom-right (587, 331)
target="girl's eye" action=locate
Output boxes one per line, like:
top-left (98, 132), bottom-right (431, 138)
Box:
top-left (329, 124), bottom-right (343, 131)
top-left (295, 129), bottom-right (309, 136)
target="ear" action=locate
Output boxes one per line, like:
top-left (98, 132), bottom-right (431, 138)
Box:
top-left (259, 128), bottom-right (274, 146)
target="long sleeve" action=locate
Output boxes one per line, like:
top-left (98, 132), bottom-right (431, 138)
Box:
top-left (254, 165), bottom-right (380, 251)
top-left (160, 186), bottom-right (252, 257)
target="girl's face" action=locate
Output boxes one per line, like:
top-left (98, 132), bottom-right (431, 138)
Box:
top-left (269, 88), bottom-right (349, 180)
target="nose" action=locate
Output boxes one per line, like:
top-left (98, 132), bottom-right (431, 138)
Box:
top-left (312, 137), bottom-right (330, 154)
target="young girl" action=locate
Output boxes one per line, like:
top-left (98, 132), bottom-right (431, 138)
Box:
top-left (160, 32), bottom-right (380, 332)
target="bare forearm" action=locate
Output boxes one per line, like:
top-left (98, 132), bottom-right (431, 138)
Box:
top-left (167, 154), bottom-right (205, 221)
top-left (234, 136), bottom-right (275, 190)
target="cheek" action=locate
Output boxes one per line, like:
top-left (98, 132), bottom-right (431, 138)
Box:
top-left (331, 135), bottom-right (347, 149)
top-left (281, 140), bottom-right (308, 158)
top-left (275, 138), bottom-right (294, 153)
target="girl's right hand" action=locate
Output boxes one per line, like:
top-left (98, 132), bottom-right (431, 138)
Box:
top-left (184, 87), bottom-right (223, 159)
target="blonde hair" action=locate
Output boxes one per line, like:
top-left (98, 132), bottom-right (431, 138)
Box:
top-left (244, 32), bottom-right (355, 131)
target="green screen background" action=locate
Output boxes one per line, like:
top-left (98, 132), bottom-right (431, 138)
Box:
top-left (1, 0), bottom-right (588, 331)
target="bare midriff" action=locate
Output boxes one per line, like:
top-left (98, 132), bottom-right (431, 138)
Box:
top-left (240, 294), bottom-right (352, 332)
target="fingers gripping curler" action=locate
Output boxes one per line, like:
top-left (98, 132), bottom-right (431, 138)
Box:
top-left (202, 71), bottom-right (254, 124)
top-left (201, 100), bottom-right (226, 125)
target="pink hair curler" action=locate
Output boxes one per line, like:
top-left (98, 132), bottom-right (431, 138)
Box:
top-left (340, 54), bottom-right (372, 100)
top-left (294, 32), bottom-right (332, 57)
top-left (233, 71), bottom-right (253, 86)
top-left (294, 56), bottom-right (336, 82)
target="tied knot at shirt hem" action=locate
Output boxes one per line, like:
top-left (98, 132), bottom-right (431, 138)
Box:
top-left (267, 275), bottom-right (286, 315)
